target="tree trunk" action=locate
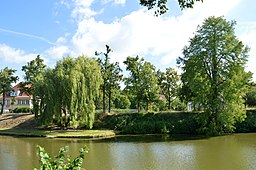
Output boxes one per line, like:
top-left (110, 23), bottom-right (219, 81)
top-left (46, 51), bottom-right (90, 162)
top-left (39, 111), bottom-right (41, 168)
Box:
top-left (108, 89), bottom-right (111, 113)
top-left (33, 98), bottom-right (38, 118)
top-left (168, 95), bottom-right (171, 110)
top-left (0, 92), bottom-right (6, 115)
top-left (137, 100), bottom-right (140, 112)
top-left (103, 83), bottom-right (106, 113)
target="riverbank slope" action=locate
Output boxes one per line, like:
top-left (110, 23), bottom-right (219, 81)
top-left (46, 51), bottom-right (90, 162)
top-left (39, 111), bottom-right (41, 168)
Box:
top-left (0, 113), bottom-right (115, 138)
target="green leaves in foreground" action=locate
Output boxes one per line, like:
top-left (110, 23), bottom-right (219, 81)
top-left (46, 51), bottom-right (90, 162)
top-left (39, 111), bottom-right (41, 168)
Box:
top-left (34, 145), bottom-right (88, 170)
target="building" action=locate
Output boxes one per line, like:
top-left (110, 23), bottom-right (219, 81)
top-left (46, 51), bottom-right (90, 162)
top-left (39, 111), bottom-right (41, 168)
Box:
top-left (0, 82), bottom-right (32, 111)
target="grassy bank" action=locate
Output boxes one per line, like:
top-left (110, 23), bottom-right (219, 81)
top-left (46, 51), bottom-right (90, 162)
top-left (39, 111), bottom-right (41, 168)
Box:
top-left (0, 128), bottom-right (115, 138)
top-left (95, 110), bottom-right (256, 134)
top-left (1, 110), bottom-right (256, 137)
top-left (94, 111), bottom-right (201, 134)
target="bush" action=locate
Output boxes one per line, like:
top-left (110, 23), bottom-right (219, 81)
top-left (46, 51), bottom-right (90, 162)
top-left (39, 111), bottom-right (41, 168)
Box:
top-left (12, 107), bottom-right (31, 113)
top-left (95, 110), bottom-right (256, 135)
top-left (34, 145), bottom-right (88, 170)
top-left (95, 112), bottom-right (200, 134)
top-left (235, 110), bottom-right (256, 132)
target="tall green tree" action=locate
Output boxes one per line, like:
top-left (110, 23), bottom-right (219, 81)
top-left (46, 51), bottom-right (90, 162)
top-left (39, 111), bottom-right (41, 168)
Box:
top-left (140, 61), bottom-right (159, 110)
top-left (0, 67), bottom-right (19, 115)
top-left (21, 55), bottom-right (46, 117)
top-left (124, 56), bottom-right (159, 111)
top-left (178, 16), bottom-right (251, 134)
top-left (124, 56), bottom-right (144, 112)
top-left (96, 45), bottom-right (122, 113)
top-left (36, 56), bottom-right (102, 129)
top-left (106, 62), bottom-right (122, 112)
top-left (157, 67), bottom-right (180, 110)
top-left (140, 0), bottom-right (203, 15)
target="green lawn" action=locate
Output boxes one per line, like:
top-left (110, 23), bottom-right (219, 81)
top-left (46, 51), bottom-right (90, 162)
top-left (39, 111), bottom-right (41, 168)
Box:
top-left (0, 128), bottom-right (115, 138)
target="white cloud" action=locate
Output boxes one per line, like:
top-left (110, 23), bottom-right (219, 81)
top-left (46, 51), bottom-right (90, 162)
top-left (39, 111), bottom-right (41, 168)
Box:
top-left (70, 0), bottom-right (243, 68)
top-left (71, 0), bottom-right (101, 20)
top-left (45, 45), bottom-right (70, 59)
top-left (0, 44), bottom-right (36, 64)
top-left (113, 0), bottom-right (125, 5)
top-left (55, 0), bottom-right (255, 80)
top-left (102, 0), bottom-right (126, 5)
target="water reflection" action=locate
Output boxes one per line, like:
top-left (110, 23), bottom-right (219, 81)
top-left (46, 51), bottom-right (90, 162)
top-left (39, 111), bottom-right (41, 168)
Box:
top-left (0, 134), bottom-right (256, 170)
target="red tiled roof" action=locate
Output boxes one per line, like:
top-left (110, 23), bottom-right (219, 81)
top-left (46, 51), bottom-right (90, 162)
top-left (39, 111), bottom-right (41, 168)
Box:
top-left (0, 82), bottom-right (32, 99)
top-left (12, 82), bottom-right (31, 91)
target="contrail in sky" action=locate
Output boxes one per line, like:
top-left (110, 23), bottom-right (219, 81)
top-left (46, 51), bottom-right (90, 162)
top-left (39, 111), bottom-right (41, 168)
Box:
top-left (0, 27), bottom-right (56, 45)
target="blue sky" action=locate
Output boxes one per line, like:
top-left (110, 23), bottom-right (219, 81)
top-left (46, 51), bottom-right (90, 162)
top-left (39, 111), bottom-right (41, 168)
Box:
top-left (0, 0), bottom-right (255, 81)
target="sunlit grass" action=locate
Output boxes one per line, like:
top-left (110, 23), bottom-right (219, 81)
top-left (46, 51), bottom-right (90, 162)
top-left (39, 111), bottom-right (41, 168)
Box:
top-left (0, 128), bottom-right (115, 138)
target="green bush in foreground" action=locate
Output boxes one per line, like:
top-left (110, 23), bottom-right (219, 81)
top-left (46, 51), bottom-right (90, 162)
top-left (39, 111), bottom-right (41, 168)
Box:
top-left (12, 106), bottom-right (31, 113)
top-left (34, 145), bottom-right (88, 170)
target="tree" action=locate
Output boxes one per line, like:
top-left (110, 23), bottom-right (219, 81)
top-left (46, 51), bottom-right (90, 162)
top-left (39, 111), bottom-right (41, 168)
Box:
top-left (36, 56), bottom-right (102, 129)
top-left (178, 16), bottom-right (251, 134)
top-left (0, 67), bottom-right (19, 115)
top-left (21, 55), bottom-right (46, 117)
top-left (124, 56), bottom-right (144, 112)
top-left (139, 0), bottom-right (203, 16)
top-left (244, 82), bottom-right (256, 107)
top-left (157, 67), bottom-right (180, 110)
top-left (124, 56), bottom-right (159, 111)
top-left (140, 61), bottom-right (159, 110)
top-left (113, 90), bottom-right (131, 109)
top-left (96, 45), bottom-right (122, 113)
top-left (106, 63), bottom-right (122, 112)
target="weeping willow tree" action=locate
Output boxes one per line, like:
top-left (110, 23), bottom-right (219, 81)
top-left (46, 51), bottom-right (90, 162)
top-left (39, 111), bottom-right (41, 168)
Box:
top-left (35, 56), bottom-right (102, 129)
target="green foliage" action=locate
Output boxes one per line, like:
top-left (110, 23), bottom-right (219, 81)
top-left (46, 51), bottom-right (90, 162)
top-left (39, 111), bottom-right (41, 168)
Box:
top-left (157, 67), bottom-right (180, 110)
top-left (124, 56), bottom-right (159, 112)
top-left (245, 84), bottom-right (256, 107)
top-left (95, 112), bottom-right (200, 134)
top-left (35, 56), bottom-right (102, 129)
top-left (96, 45), bottom-right (123, 113)
top-left (21, 55), bottom-right (46, 117)
top-left (139, 0), bottom-right (203, 16)
top-left (0, 67), bottom-right (19, 115)
top-left (113, 93), bottom-right (131, 109)
top-left (12, 107), bottom-right (31, 113)
top-left (179, 16), bottom-right (251, 135)
top-left (235, 110), bottom-right (256, 132)
top-left (34, 145), bottom-right (88, 170)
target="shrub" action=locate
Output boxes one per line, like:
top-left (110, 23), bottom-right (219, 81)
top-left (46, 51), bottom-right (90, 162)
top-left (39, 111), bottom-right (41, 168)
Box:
top-left (95, 112), bottom-right (200, 134)
top-left (34, 145), bottom-right (88, 170)
top-left (12, 107), bottom-right (31, 113)
top-left (235, 110), bottom-right (256, 132)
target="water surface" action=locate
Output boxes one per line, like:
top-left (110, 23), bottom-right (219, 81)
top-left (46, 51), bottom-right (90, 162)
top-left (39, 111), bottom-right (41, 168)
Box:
top-left (0, 134), bottom-right (256, 170)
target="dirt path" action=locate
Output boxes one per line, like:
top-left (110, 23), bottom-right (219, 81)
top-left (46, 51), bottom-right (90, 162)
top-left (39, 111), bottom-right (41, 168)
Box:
top-left (0, 113), bottom-right (35, 129)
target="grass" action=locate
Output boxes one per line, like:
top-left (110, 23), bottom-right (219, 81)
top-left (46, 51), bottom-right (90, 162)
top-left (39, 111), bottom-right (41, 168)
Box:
top-left (0, 128), bottom-right (115, 138)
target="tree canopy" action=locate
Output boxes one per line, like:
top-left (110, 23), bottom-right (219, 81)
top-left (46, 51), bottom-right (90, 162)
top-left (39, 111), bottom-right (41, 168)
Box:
top-left (35, 56), bottom-right (102, 129)
top-left (157, 67), bottom-right (180, 110)
top-left (21, 55), bottom-right (46, 117)
top-left (178, 16), bottom-right (251, 134)
top-left (124, 56), bottom-right (159, 111)
top-left (0, 67), bottom-right (19, 115)
top-left (140, 0), bottom-right (203, 15)
top-left (96, 45), bottom-right (123, 113)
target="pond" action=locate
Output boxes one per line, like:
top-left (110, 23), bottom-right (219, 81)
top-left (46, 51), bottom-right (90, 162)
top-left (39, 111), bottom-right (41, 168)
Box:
top-left (0, 133), bottom-right (256, 170)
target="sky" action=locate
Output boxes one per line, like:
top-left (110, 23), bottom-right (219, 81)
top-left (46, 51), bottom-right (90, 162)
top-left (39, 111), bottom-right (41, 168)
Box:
top-left (0, 0), bottom-right (255, 81)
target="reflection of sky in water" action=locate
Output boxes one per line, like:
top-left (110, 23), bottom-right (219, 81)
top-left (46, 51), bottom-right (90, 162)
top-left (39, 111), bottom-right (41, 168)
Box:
top-left (109, 142), bottom-right (197, 170)
top-left (1, 134), bottom-right (256, 170)
top-left (150, 143), bottom-right (197, 170)
top-left (0, 144), bottom-right (18, 170)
